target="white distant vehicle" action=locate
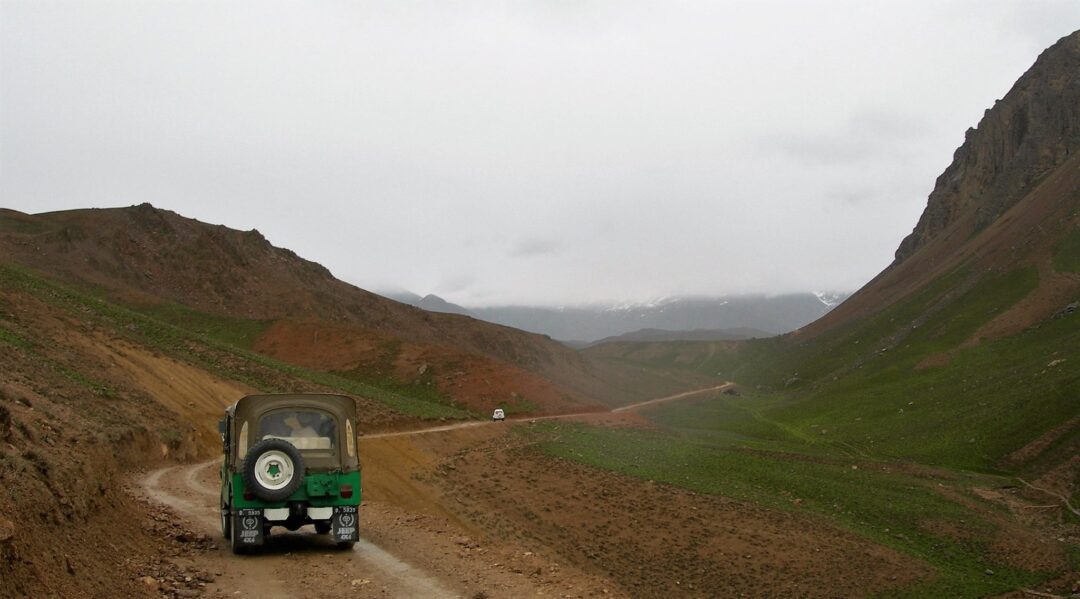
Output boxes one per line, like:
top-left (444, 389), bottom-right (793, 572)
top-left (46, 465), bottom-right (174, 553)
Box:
top-left (492, 408), bottom-right (506, 422)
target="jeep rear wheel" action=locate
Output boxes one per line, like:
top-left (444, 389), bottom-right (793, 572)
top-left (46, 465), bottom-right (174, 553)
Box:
top-left (242, 438), bottom-right (305, 502)
top-left (229, 523), bottom-right (246, 555)
top-left (221, 504), bottom-right (232, 540)
top-left (314, 521), bottom-right (331, 535)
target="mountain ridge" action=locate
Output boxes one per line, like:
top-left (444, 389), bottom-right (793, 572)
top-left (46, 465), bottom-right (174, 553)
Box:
top-left (385, 292), bottom-right (848, 342)
top-left (895, 31), bottom-right (1080, 265)
top-left (0, 205), bottom-right (645, 411)
top-left (803, 29), bottom-right (1080, 341)
top-left (584, 30), bottom-right (1080, 484)
top-left (587, 326), bottom-right (774, 347)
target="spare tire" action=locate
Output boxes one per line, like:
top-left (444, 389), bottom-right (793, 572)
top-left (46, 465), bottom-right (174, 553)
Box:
top-left (242, 438), bottom-right (305, 502)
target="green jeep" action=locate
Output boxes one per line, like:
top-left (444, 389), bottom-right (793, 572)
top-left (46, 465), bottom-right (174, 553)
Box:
top-left (218, 393), bottom-right (361, 554)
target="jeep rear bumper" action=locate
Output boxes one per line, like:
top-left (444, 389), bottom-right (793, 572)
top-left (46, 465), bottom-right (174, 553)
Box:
top-left (231, 505), bottom-right (359, 548)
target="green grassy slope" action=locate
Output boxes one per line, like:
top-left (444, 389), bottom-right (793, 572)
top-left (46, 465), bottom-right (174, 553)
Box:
top-left (555, 261), bottom-right (1079, 595)
top-left (1053, 227), bottom-right (1080, 274)
top-left (530, 398), bottom-right (1069, 597)
top-left (0, 264), bottom-right (471, 420)
top-left (587, 265), bottom-right (1080, 473)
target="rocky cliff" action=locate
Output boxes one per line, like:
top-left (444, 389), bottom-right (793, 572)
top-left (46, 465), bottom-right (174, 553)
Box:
top-left (894, 30), bottom-right (1080, 263)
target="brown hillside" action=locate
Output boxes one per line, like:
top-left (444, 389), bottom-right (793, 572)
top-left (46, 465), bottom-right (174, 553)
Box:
top-left (0, 276), bottom-right (223, 598)
top-left (0, 204), bottom-right (636, 409)
top-left (804, 30), bottom-right (1080, 339)
top-left (253, 320), bottom-right (606, 416)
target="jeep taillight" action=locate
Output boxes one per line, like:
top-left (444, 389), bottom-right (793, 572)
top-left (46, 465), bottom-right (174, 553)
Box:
top-left (340, 484), bottom-right (353, 498)
top-left (243, 489), bottom-right (255, 501)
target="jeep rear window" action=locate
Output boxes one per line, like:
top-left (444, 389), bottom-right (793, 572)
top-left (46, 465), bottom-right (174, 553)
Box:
top-left (346, 419), bottom-right (355, 457)
top-left (258, 410), bottom-right (337, 451)
top-left (237, 421), bottom-right (249, 460)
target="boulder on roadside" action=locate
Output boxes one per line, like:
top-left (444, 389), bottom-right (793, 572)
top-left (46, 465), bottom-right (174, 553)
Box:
top-left (0, 516), bottom-right (15, 543)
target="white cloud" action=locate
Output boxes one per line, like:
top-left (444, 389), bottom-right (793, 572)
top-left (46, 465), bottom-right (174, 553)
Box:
top-left (2, 1), bottom-right (1077, 305)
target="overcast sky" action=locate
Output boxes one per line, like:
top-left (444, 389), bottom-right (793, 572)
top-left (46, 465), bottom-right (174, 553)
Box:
top-left (3, 2), bottom-right (1078, 306)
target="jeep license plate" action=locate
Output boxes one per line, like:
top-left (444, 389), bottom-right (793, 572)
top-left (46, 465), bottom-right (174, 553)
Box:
top-left (332, 506), bottom-right (358, 542)
top-left (236, 509), bottom-right (264, 545)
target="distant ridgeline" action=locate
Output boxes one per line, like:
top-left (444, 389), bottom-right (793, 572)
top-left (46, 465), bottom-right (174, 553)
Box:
top-left (382, 292), bottom-right (850, 343)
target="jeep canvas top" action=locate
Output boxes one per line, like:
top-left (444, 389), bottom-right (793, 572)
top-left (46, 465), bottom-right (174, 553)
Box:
top-left (219, 393), bottom-right (361, 553)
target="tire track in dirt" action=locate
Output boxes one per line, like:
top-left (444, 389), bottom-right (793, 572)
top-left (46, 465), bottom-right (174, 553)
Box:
top-left (137, 384), bottom-right (727, 598)
top-left (141, 461), bottom-right (459, 598)
top-left (177, 461), bottom-right (460, 596)
top-left (185, 460), bottom-right (222, 498)
top-left (362, 383), bottom-right (733, 440)
top-left (362, 420), bottom-right (490, 440)
top-left (611, 382), bottom-right (733, 412)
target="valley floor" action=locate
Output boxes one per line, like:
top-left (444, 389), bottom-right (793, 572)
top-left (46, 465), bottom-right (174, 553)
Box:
top-left (136, 424), bottom-right (921, 599)
top-left (137, 456), bottom-right (618, 598)
top-left (132, 388), bottom-right (1078, 599)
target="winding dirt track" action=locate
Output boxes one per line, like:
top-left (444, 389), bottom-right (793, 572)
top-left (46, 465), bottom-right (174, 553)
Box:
top-left (611, 383), bottom-right (732, 413)
top-left (141, 461), bottom-right (457, 598)
top-left (363, 382), bottom-right (733, 439)
top-left (139, 384), bottom-right (730, 598)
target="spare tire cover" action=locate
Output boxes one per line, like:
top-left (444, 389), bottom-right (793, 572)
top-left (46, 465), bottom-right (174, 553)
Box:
top-left (243, 438), bottom-right (305, 502)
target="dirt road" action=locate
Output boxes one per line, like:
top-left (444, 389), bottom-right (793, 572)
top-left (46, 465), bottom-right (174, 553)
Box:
top-left (141, 461), bottom-right (459, 598)
top-left (136, 384), bottom-right (729, 598)
top-left (610, 382), bottom-right (733, 412)
top-left (363, 382), bottom-right (734, 439)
